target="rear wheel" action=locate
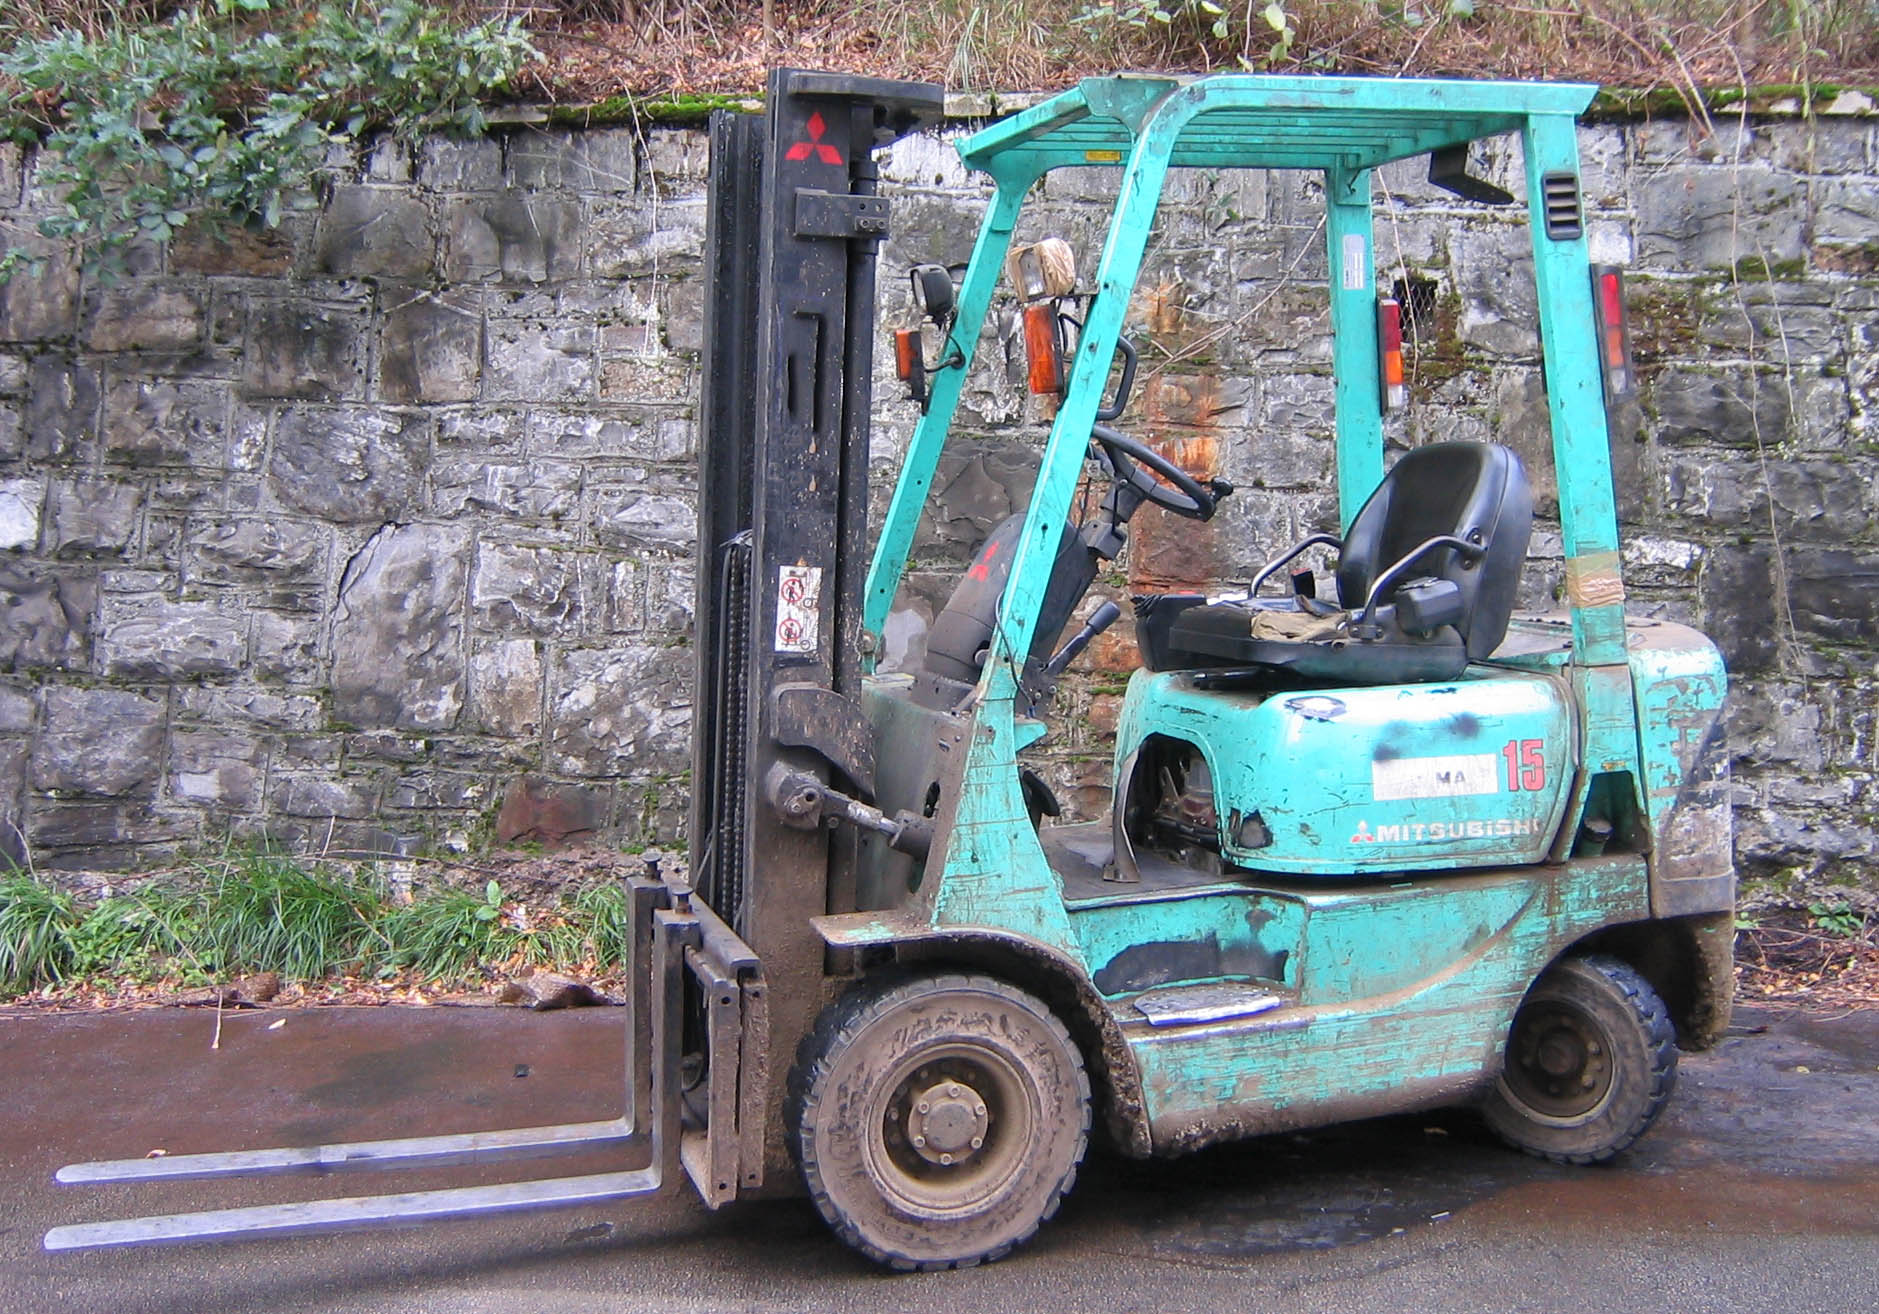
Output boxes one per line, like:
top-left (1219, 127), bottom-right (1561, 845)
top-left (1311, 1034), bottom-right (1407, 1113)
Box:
top-left (789, 973), bottom-right (1090, 1270)
top-left (1483, 953), bottom-right (1677, 1164)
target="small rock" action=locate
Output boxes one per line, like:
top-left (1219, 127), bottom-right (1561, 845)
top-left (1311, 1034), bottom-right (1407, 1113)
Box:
top-left (497, 970), bottom-right (609, 1011)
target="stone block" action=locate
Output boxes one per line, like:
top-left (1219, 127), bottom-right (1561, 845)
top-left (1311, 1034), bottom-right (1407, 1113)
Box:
top-left (1698, 544), bottom-right (1779, 672)
top-left (97, 597), bottom-right (246, 678)
top-left (188, 518), bottom-right (328, 584)
top-left (170, 221), bottom-right (296, 276)
top-left (471, 542), bottom-right (583, 635)
top-left (252, 610), bottom-right (322, 683)
top-left (643, 130), bottom-right (709, 195)
top-left (0, 564), bottom-right (94, 670)
top-left (331, 522), bottom-right (469, 731)
top-left (590, 488), bottom-right (695, 555)
top-left (1451, 225), bottom-right (1538, 357)
top-left (545, 644), bottom-right (691, 776)
top-left (443, 196), bottom-right (582, 284)
top-left (32, 686), bottom-right (165, 796)
top-left (85, 283), bottom-right (206, 353)
top-left (418, 136), bottom-right (503, 191)
top-left (568, 129), bottom-right (637, 194)
top-left (0, 240), bottom-right (79, 342)
top-left (1784, 547), bottom-right (1879, 647)
top-left (29, 801), bottom-right (192, 862)
top-left (649, 563), bottom-right (692, 634)
top-left (317, 185), bottom-right (435, 278)
top-left (239, 300), bottom-right (366, 401)
top-left (365, 138), bottom-right (413, 184)
top-left (0, 478), bottom-right (45, 550)
top-left (484, 320), bottom-right (594, 401)
top-left (506, 130), bottom-right (577, 189)
top-left (592, 224), bottom-right (701, 280)
top-left (170, 731), bottom-right (266, 810)
top-left (43, 478), bottom-right (138, 555)
top-left (25, 355), bottom-right (100, 460)
top-left (102, 377), bottom-right (229, 467)
top-left (468, 637), bottom-right (542, 736)
top-left (380, 291), bottom-right (483, 403)
top-left (267, 406), bottom-right (427, 523)
top-left (385, 771), bottom-right (492, 811)
top-left (175, 685), bottom-right (322, 730)
top-left (0, 143), bottom-right (20, 208)
top-left (432, 459), bottom-right (580, 522)
top-left (495, 776), bottom-right (606, 845)
top-left (1814, 177), bottom-right (1879, 253)
top-left (0, 400), bottom-right (22, 461)
top-left (593, 558), bottom-right (642, 633)
top-left (1695, 284), bottom-right (1841, 359)
top-left (438, 408), bottom-right (527, 452)
top-left (1635, 167), bottom-right (1805, 270)
top-left (271, 774), bottom-right (377, 819)
top-left (0, 686), bottom-right (35, 733)
top-left (1647, 368), bottom-right (1791, 447)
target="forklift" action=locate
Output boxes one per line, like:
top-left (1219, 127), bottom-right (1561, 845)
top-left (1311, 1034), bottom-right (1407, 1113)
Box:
top-left (45, 69), bottom-right (1734, 1272)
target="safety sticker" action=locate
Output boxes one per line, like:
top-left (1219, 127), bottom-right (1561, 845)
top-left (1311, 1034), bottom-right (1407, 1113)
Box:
top-left (1341, 233), bottom-right (1367, 291)
top-left (774, 565), bottom-right (821, 654)
top-left (1371, 752), bottom-right (1500, 800)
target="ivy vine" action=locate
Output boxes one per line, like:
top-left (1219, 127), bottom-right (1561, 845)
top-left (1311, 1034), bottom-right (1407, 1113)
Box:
top-left (1, 0), bottom-right (537, 279)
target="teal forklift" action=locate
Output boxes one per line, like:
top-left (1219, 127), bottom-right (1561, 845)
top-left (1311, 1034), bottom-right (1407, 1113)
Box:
top-left (46, 70), bottom-right (1734, 1274)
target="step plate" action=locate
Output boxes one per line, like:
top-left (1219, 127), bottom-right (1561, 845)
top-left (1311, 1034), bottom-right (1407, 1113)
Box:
top-left (1132, 983), bottom-right (1288, 1027)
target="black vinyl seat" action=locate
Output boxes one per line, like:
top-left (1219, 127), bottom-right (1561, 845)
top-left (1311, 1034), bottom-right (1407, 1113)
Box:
top-left (1135, 442), bottom-right (1534, 686)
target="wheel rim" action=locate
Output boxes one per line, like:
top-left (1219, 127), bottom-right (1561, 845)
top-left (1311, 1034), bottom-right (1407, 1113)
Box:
top-left (1499, 997), bottom-right (1615, 1123)
top-left (864, 1042), bottom-right (1034, 1218)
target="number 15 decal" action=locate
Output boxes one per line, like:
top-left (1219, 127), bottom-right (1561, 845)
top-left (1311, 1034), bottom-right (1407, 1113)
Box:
top-left (1502, 738), bottom-right (1545, 792)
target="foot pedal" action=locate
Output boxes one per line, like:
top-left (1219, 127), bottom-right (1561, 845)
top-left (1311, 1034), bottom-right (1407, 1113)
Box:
top-left (1132, 983), bottom-right (1287, 1027)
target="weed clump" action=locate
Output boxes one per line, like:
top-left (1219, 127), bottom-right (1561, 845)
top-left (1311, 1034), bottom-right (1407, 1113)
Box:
top-left (0, 852), bottom-right (642, 1002)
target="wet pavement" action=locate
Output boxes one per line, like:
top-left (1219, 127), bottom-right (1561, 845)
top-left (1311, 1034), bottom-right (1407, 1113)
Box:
top-left (2, 1000), bottom-right (1875, 1314)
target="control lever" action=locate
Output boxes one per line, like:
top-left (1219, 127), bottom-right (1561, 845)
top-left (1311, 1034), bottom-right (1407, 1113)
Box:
top-left (1043, 600), bottom-right (1122, 680)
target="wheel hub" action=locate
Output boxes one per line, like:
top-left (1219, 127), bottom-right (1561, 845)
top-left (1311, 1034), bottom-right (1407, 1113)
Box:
top-left (1507, 1003), bottom-right (1612, 1115)
top-left (906, 1079), bottom-right (989, 1166)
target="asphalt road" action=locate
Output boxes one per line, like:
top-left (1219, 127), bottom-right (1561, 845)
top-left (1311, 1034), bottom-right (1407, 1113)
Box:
top-left (3, 1000), bottom-right (1874, 1314)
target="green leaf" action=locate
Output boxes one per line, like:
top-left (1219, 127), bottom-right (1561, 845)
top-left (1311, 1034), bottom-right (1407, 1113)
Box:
top-left (1263, 1), bottom-right (1288, 31)
top-left (484, 879), bottom-right (502, 906)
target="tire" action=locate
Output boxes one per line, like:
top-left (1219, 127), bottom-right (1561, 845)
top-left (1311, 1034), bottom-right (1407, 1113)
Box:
top-left (788, 972), bottom-right (1091, 1271)
top-left (1483, 953), bottom-right (1678, 1165)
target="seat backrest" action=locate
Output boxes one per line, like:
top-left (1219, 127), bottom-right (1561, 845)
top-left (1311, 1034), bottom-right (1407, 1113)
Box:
top-left (1335, 442), bottom-right (1533, 659)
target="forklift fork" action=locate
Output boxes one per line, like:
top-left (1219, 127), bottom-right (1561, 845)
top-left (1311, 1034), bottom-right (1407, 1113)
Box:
top-left (43, 874), bottom-right (766, 1251)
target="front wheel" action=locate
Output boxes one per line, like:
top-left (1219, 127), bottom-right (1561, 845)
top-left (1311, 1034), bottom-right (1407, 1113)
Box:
top-left (1482, 953), bottom-right (1678, 1164)
top-left (788, 973), bottom-right (1090, 1271)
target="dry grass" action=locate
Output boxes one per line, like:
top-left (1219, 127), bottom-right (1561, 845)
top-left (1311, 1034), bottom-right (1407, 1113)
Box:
top-left (5, 1), bottom-right (1875, 106)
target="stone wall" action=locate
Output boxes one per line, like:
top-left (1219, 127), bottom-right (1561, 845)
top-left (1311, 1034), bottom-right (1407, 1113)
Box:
top-left (0, 101), bottom-right (1873, 900)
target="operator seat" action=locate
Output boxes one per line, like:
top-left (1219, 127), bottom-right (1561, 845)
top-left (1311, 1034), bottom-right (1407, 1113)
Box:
top-left (1134, 442), bottom-right (1533, 686)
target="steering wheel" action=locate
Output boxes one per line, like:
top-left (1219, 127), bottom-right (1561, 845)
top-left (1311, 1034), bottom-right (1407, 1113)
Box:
top-left (1090, 423), bottom-right (1221, 521)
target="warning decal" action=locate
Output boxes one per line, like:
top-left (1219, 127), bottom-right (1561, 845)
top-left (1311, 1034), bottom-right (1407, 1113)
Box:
top-left (1371, 752), bottom-right (1500, 800)
top-left (774, 565), bottom-right (822, 654)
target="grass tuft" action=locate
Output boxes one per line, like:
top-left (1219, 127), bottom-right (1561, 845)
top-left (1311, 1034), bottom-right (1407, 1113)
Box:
top-left (0, 853), bottom-right (645, 1001)
top-left (0, 872), bottom-right (77, 993)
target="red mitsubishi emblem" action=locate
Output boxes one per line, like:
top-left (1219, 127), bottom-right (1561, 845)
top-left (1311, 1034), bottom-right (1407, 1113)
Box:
top-left (785, 111), bottom-right (844, 165)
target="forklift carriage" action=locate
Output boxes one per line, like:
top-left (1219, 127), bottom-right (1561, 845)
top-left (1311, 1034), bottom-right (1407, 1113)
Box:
top-left (47, 69), bottom-right (1734, 1273)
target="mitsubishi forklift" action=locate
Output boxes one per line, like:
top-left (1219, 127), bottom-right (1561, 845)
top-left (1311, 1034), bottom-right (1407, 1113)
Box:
top-left (46, 69), bottom-right (1734, 1273)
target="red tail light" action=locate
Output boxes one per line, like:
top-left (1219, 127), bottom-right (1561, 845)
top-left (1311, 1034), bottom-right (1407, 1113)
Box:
top-left (1591, 265), bottom-right (1634, 401)
top-left (1377, 296), bottom-right (1406, 412)
top-left (1023, 303), bottom-right (1063, 396)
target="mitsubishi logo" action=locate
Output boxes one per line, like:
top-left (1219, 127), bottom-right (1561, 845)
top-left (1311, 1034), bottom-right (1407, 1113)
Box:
top-left (786, 111), bottom-right (844, 165)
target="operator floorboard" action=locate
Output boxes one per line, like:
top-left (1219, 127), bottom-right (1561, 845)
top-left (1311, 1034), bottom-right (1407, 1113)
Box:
top-left (1040, 821), bottom-right (1242, 903)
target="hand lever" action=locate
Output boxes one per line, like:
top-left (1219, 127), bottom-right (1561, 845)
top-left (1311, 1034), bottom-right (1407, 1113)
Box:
top-left (1043, 600), bottom-right (1123, 679)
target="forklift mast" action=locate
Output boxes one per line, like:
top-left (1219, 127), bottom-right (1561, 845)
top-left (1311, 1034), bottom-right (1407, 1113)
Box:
top-left (690, 70), bottom-right (944, 1183)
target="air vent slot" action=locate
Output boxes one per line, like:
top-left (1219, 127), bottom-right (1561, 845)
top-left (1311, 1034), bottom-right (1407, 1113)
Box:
top-left (1542, 171), bottom-right (1583, 241)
